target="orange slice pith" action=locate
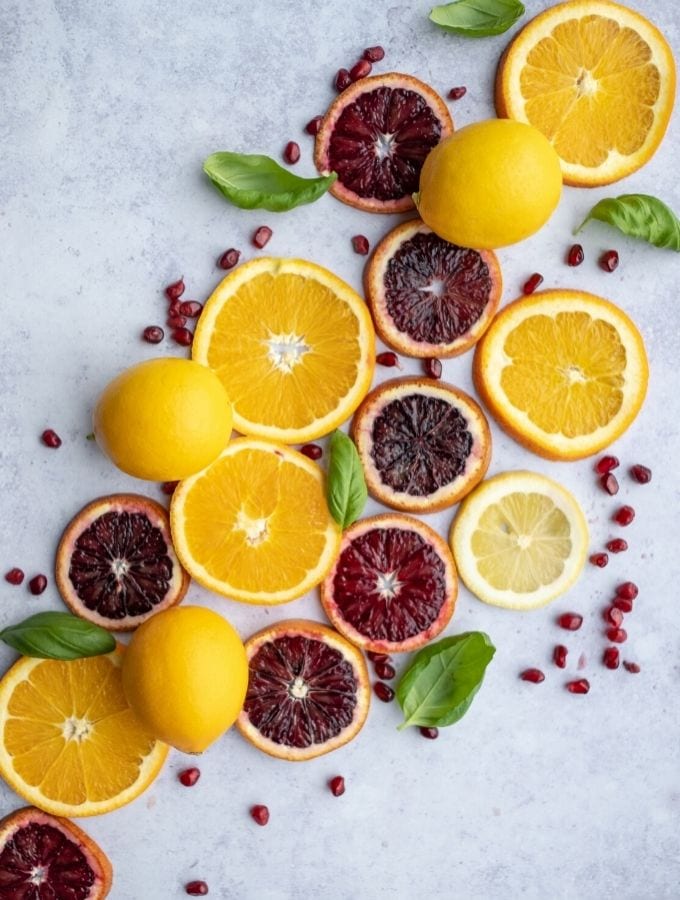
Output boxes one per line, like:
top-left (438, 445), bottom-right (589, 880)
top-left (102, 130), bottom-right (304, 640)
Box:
top-left (496, 0), bottom-right (676, 185)
top-left (192, 258), bottom-right (375, 444)
top-left (0, 652), bottom-right (167, 817)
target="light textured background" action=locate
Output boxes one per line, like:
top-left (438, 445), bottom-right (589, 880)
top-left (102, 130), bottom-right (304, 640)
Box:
top-left (1, 1), bottom-right (679, 898)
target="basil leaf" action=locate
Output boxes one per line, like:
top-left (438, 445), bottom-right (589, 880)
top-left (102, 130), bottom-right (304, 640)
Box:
top-left (0, 612), bottom-right (116, 660)
top-left (326, 430), bottom-right (367, 529)
top-left (430, 0), bottom-right (524, 37)
top-left (396, 632), bottom-right (495, 729)
top-left (203, 152), bottom-right (337, 212)
top-left (576, 194), bottom-right (680, 251)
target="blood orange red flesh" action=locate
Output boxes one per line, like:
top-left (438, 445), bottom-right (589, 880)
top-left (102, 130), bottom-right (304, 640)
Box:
top-left (365, 219), bottom-right (502, 358)
top-left (237, 620), bottom-right (370, 761)
top-left (55, 494), bottom-right (189, 631)
top-left (321, 514), bottom-right (457, 654)
top-left (315, 73), bottom-right (453, 213)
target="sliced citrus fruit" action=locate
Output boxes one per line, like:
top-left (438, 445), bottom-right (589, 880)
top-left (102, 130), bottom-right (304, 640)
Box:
top-left (237, 619), bottom-right (370, 760)
top-left (365, 219), bottom-right (502, 357)
top-left (0, 806), bottom-right (113, 897)
top-left (320, 514), bottom-right (457, 654)
top-left (55, 494), bottom-right (189, 631)
top-left (450, 471), bottom-right (589, 609)
top-left (352, 377), bottom-right (491, 512)
top-left (170, 438), bottom-right (341, 604)
top-left (496, 0), bottom-right (676, 185)
top-left (473, 289), bottom-right (648, 460)
top-left (0, 651), bottom-right (168, 817)
top-left (315, 72), bottom-right (453, 213)
top-left (192, 258), bottom-right (375, 443)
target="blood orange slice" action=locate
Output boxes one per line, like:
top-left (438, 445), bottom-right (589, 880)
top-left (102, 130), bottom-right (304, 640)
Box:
top-left (365, 218), bottom-right (503, 357)
top-left (237, 620), bottom-right (370, 761)
top-left (352, 377), bottom-right (491, 512)
top-left (315, 73), bottom-right (453, 213)
top-left (55, 494), bottom-right (189, 631)
top-left (320, 514), bottom-right (457, 654)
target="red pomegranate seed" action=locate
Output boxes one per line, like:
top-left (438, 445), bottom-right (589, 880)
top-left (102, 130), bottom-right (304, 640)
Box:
top-left (595, 454), bottom-right (619, 474)
top-left (250, 804), bottom-right (269, 826)
top-left (420, 726), bottom-right (439, 739)
top-left (616, 581), bottom-right (638, 600)
top-left (179, 301), bottom-right (203, 318)
top-left (252, 226), bottom-right (272, 249)
top-left (448, 86), bottom-right (467, 100)
top-left (600, 473), bottom-right (619, 495)
top-left (28, 574), bottom-right (47, 595)
top-left (335, 68), bottom-right (352, 91)
top-left (553, 645), bottom-right (567, 668)
top-left (367, 651), bottom-right (389, 663)
top-left (305, 115), bottom-right (323, 136)
top-left (328, 776), bottom-right (345, 797)
top-left (374, 659), bottom-right (396, 680)
top-left (558, 612), bottom-right (583, 631)
top-left (376, 351), bottom-right (398, 367)
top-left (185, 882), bottom-right (209, 896)
top-left (283, 141), bottom-right (300, 165)
top-left (630, 464), bottom-right (651, 484)
top-left (613, 595), bottom-right (634, 613)
top-left (606, 627), bottom-right (627, 643)
top-left (350, 59), bottom-right (372, 81)
top-left (606, 538), bottom-right (628, 553)
top-left (142, 325), bottom-right (164, 344)
top-left (599, 250), bottom-right (619, 272)
top-left (5, 568), bottom-right (25, 585)
top-left (523, 273), bottom-right (543, 294)
top-left (300, 443), bottom-right (322, 460)
top-left (603, 647), bottom-right (620, 669)
top-left (167, 314), bottom-right (187, 329)
top-left (41, 429), bottom-right (62, 449)
top-left (423, 358), bottom-right (442, 379)
top-left (172, 327), bottom-right (193, 347)
top-left (520, 668), bottom-right (545, 683)
top-left (168, 301), bottom-right (182, 317)
top-left (161, 481), bottom-right (178, 496)
top-left (217, 248), bottom-right (241, 270)
top-left (567, 243), bottom-right (584, 266)
top-left (178, 767), bottom-right (201, 787)
top-left (351, 235), bottom-right (370, 255)
top-left (613, 505), bottom-right (635, 526)
top-left (165, 278), bottom-right (185, 301)
top-left (566, 679), bottom-right (590, 694)
top-left (603, 606), bottom-right (624, 627)
top-left (623, 661), bottom-right (640, 673)
top-left (374, 681), bottom-right (395, 702)
top-left (590, 552), bottom-right (609, 568)
top-left (363, 46), bottom-right (385, 62)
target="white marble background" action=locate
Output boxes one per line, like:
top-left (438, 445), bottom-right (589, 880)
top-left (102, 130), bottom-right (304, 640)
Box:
top-left (1, 1), bottom-right (679, 897)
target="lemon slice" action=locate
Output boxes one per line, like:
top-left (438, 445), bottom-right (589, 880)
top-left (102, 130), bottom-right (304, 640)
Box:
top-left (450, 471), bottom-right (588, 610)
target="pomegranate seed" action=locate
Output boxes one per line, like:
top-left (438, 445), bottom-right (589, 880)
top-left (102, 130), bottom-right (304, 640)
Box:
top-left (599, 249), bottom-right (619, 272)
top-left (300, 443), bottom-right (322, 460)
top-left (167, 314), bottom-right (187, 329)
top-left (600, 473), bottom-right (619, 495)
top-left (5, 568), bottom-right (25, 585)
top-left (165, 278), bottom-right (185, 301)
top-left (185, 882), bottom-right (209, 896)
top-left (41, 429), bottom-right (62, 449)
top-left (363, 46), bottom-right (385, 62)
top-left (351, 235), bottom-right (370, 255)
top-left (523, 273), bottom-right (543, 294)
top-left (252, 226), bottom-right (272, 249)
top-left (520, 668), bottom-right (545, 683)
top-left (623, 661), bottom-right (640, 673)
top-left (367, 651), bottom-right (389, 663)
top-left (283, 141), bottom-right (300, 165)
top-left (168, 301), bottom-right (182, 318)
top-left (603, 606), bottom-right (624, 627)
top-left (172, 327), bottom-right (193, 347)
top-left (567, 243), bottom-right (584, 266)
top-left (566, 679), bottom-right (590, 694)
top-left (374, 659), bottom-right (396, 680)
top-left (606, 538), bottom-right (628, 553)
top-left (420, 726), bottom-right (439, 739)
top-left (616, 581), bottom-right (638, 600)
top-left (376, 351), bottom-right (399, 367)
top-left (613, 595), bottom-right (634, 613)
top-left (161, 481), bottom-right (178, 496)
top-left (328, 776), bottom-right (345, 797)
top-left (250, 804), bottom-right (269, 826)
top-left (553, 645), bottom-right (567, 668)
top-left (423, 358), bottom-right (442, 379)
top-left (350, 59), bottom-right (372, 81)
top-left (577, 652), bottom-right (587, 670)
top-left (558, 612), bottom-right (583, 631)
top-left (217, 248), bottom-right (241, 270)
top-left (590, 552), bottom-right (609, 568)
top-left (374, 681), bottom-right (394, 702)
top-left (335, 68), bottom-right (352, 91)
top-left (179, 301), bottom-right (203, 318)
top-left (178, 767), bottom-right (201, 787)
top-left (613, 505), bottom-right (635, 527)
top-left (142, 325), bottom-right (164, 344)
top-left (305, 115), bottom-right (323, 136)
top-left (28, 574), bottom-right (47, 595)
top-left (603, 647), bottom-right (620, 669)
top-left (448, 86), bottom-right (467, 100)
top-left (630, 464), bottom-right (651, 484)
top-left (606, 627), bottom-right (627, 643)
top-left (595, 454), bottom-right (619, 474)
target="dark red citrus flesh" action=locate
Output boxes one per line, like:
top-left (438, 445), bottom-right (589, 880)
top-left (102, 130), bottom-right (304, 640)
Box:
top-left (244, 635), bottom-right (359, 750)
top-left (383, 233), bottom-right (493, 343)
top-left (331, 527), bottom-right (448, 642)
top-left (328, 87), bottom-right (444, 202)
top-left (371, 394), bottom-right (473, 496)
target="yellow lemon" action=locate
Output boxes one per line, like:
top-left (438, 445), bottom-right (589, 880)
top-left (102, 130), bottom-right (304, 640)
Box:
top-left (121, 606), bottom-right (248, 753)
top-left (416, 119), bottom-right (563, 249)
top-left (93, 358), bottom-right (233, 481)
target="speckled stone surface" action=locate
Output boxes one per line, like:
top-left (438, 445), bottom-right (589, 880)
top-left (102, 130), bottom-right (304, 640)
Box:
top-left (1, 1), bottom-right (679, 897)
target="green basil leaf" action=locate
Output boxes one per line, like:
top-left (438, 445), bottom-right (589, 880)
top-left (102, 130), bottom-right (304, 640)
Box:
top-left (396, 632), bottom-right (495, 729)
top-left (430, 0), bottom-right (525, 37)
top-left (203, 152), bottom-right (337, 212)
top-left (576, 194), bottom-right (680, 251)
top-left (0, 612), bottom-right (116, 660)
top-left (326, 430), bottom-right (367, 529)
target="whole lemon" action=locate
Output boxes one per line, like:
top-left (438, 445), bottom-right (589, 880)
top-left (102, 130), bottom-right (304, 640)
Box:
top-left (93, 358), bottom-right (232, 481)
top-left (416, 119), bottom-right (563, 249)
top-left (121, 606), bottom-right (249, 753)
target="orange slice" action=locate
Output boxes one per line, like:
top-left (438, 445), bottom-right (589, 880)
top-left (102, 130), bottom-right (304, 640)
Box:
top-left (496, 0), bottom-right (676, 185)
top-left (192, 258), bottom-right (375, 443)
top-left (0, 651), bottom-right (167, 817)
top-left (170, 438), bottom-right (342, 604)
top-left (473, 289), bottom-right (648, 460)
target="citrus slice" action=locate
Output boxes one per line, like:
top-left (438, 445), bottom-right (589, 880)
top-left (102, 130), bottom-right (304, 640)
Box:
top-left (170, 438), bottom-right (341, 604)
top-left (473, 290), bottom-right (648, 460)
top-left (365, 219), bottom-right (502, 357)
top-left (237, 619), bottom-right (370, 760)
top-left (352, 377), bottom-right (491, 512)
top-left (315, 72), bottom-right (453, 213)
top-left (450, 471), bottom-right (589, 609)
top-left (496, 0), bottom-right (676, 185)
top-left (0, 651), bottom-right (167, 817)
top-left (192, 258), bottom-right (375, 443)
top-left (320, 514), bottom-right (457, 654)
